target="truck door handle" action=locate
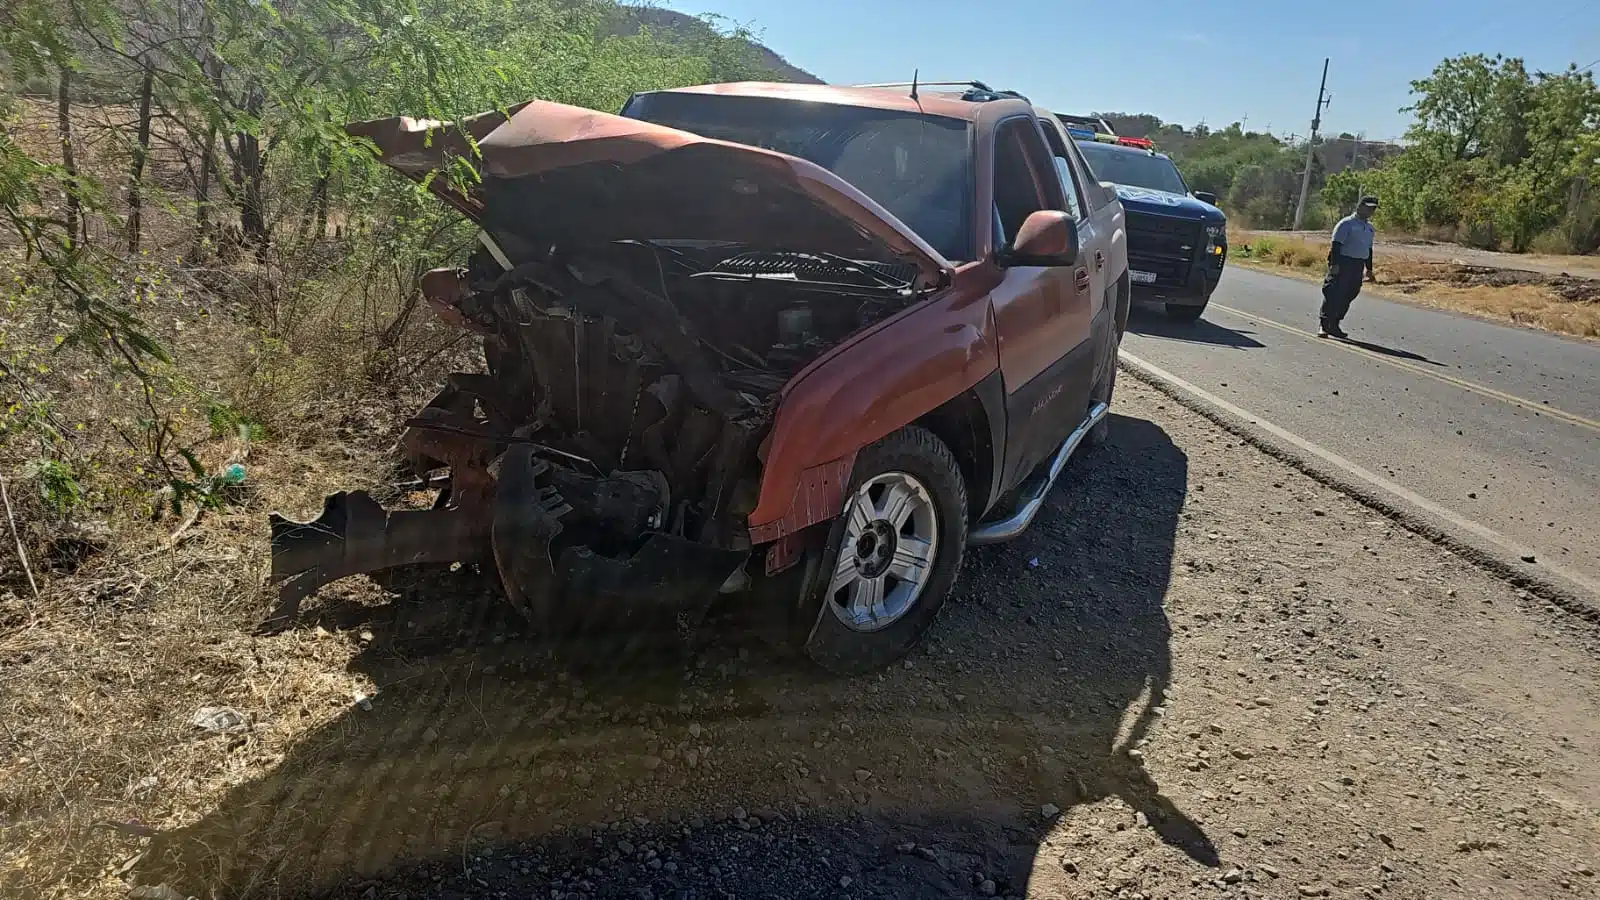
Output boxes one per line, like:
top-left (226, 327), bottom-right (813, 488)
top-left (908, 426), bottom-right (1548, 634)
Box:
top-left (1074, 267), bottom-right (1091, 292)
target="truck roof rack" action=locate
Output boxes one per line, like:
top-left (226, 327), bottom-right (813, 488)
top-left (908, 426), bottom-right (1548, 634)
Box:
top-left (853, 80), bottom-right (1030, 103)
top-left (1055, 112), bottom-right (1118, 137)
top-left (854, 80), bottom-right (994, 90)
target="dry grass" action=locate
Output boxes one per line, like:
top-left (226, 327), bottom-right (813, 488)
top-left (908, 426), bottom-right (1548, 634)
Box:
top-left (1, 100), bottom-right (486, 899)
top-left (1230, 230), bottom-right (1600, 339)
top-left (0, 455), bottom-right (388, 898)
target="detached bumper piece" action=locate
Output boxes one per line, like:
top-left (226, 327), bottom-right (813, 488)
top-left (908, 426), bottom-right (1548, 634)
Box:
top-left (266, 491), bottom-right (489, 628)
top-left (266, 441), bottom-right (748, 654)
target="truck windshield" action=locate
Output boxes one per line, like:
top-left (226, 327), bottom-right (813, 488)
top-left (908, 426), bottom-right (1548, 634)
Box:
top-left (622, 92), bottom-right (974, 262)
top-left (1077, 143), bottom-right (1189, 196)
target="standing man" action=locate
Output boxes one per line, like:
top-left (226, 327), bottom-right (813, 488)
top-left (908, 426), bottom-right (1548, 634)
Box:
top-left (1319, 195), bottom-right (1378, 338)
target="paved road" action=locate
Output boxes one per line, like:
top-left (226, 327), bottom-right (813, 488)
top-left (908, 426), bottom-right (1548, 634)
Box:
top-left (1122, 266), bottom-right (1600, 591)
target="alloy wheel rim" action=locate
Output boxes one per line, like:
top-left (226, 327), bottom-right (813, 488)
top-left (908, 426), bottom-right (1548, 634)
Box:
top-left (825, 471), bottom-right (940, 633)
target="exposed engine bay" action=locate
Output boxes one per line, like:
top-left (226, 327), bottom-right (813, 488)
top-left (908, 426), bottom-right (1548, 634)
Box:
top-left (266, 236), bottom-right (921, 643)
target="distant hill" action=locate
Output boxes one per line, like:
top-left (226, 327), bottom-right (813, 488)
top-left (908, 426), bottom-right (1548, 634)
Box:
top-left (611, 5), bottom-right (824, 84)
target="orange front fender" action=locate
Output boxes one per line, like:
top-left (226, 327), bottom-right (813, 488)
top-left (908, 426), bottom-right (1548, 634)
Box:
top-left (748, 263), bottom-right (1002, 544)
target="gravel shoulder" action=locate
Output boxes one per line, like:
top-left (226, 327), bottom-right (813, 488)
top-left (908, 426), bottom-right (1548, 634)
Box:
top-left (14, 379), bottom-right (1599, 900)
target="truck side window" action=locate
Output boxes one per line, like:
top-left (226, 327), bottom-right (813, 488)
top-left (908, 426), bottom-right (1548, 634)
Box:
top-left (1064, 139), bottom-right (1104, 208)
top-left (992, 118), bottom-right (1059, 245)
top-left (1036, 118), bottom-right (1085, 221)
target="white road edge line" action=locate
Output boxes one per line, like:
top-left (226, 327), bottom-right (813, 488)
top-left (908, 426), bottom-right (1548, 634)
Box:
top-left (1119, 349), bottom-right (1600, 600)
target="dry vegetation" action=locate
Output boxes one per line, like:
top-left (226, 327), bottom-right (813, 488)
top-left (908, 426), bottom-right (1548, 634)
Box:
top-left (0, 0), bottom-right (809, 887)
top-left (1, 103), bottom-right (555, 899)
top-left (1229, 229), bottom-right (1600, 338)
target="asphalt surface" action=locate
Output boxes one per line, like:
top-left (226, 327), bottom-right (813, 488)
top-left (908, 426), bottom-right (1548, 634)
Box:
top-left (1122, 266), bottom-right (1600, 591)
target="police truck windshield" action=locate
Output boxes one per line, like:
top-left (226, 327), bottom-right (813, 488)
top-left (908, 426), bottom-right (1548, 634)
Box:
top-left (1077, 143), bottom-right (1190, 196)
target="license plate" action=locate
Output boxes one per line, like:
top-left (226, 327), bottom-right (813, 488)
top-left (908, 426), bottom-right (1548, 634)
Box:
top-left (1130, 270), bottom-right (1157, 284)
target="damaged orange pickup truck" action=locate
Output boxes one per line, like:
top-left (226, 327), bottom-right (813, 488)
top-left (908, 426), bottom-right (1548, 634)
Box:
top-left (267, 82), bottom-right (1128, 674)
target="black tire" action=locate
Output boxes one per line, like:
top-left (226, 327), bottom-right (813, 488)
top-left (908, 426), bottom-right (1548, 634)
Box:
top-left (796, 426), bottom-right (968, 675)
top-left (1164, 301), bottom-right (1206, 323)
top-left (1085, 327), bottom-right (1119, 449)
top-left (1113, 275), bottom-right (1131, 341)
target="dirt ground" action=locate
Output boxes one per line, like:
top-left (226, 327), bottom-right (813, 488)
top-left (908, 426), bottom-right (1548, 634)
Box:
top-left (5, 378), bottom-right (1599, 900)
top-left (1242, 231), bottom-right (1600, 281)
top-left (1230, 232), bottom-right (1600, 338)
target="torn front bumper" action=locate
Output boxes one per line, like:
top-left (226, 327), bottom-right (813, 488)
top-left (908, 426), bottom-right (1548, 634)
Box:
top-left (265, 421), bottom-right (748, 644)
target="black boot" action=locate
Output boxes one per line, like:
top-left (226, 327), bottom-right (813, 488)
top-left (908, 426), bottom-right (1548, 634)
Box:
top-left (1319, 320), bottom-right (1347, 339)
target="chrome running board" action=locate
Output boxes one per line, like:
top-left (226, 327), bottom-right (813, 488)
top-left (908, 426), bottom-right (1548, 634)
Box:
top-left (967, 401), bottom-right (1109, 546)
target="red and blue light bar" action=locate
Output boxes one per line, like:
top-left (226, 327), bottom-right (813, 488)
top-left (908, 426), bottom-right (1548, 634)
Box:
top-left (1085, 132), bottom-right (1156, 149)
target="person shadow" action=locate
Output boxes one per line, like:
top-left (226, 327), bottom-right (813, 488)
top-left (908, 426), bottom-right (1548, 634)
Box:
top-left (1333, 335), bottom-right (1442, 365)
top-left (133, 413), bottom-right (1213, 899)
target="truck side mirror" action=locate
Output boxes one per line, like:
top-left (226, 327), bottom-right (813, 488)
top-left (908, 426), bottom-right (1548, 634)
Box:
top-left (998, 210), bottom-right (1079, 267)
top-left (1193, 191), bottom-right (1219, 206)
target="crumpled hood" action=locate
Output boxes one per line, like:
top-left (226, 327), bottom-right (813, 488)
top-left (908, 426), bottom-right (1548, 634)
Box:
top-left (347, 100), bottom-right (951, 287)
top-left (1112, 184), bottom-right (1225, 222)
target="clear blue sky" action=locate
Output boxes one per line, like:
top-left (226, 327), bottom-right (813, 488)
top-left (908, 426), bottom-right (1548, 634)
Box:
top-left (662, 0), bottom-right (1600, 142)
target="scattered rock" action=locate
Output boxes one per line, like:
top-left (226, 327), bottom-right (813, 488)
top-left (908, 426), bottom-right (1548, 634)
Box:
top-left (1231, 748), bottom-right (1255, 760)
top-left (129, 886), bottom-right (187, 900)
top-left (1222, 868), bottom-right (1243, 884)
top-left (1296, 884), bottom-right (1331, 897)
top-left (190, 706), bottom-right (249, 734)
top-left (1041, 803), bottom-right (1061, 819)
top-left (978, 879), bottom-right (997, 896)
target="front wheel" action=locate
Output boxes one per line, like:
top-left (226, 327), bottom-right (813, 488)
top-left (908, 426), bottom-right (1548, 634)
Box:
top-left (796, 426), bottom-right (968, 675)
top-left (1164, 301), bottom-right (1206, 323)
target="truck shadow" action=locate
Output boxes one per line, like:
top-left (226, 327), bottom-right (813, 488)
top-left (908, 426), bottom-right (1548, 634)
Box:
top-left (134, 414), bottom-right (1211, 898)
top-left (1128, 307), bottom-right (1266, 348)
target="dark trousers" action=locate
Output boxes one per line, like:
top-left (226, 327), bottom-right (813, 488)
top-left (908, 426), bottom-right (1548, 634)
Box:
top-left (1320, 255), bottom-right (1366, 325)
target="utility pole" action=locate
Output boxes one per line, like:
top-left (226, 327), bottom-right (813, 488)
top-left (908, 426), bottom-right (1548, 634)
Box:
top-left (1292, 58), bottom-right (1332, 231)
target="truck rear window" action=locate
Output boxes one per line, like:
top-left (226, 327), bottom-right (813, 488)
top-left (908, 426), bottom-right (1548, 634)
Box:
top-left (622, 92), bottom-right (975, 262)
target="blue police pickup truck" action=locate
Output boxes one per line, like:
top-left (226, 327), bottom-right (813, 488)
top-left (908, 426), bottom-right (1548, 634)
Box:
top-left (1059, 123), bottom-right (1228, 323)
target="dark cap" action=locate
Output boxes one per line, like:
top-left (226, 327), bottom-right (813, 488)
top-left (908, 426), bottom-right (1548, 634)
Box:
top-left (1358, 195), bottom-right (1379, 207)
